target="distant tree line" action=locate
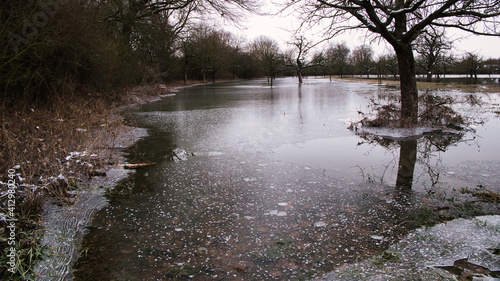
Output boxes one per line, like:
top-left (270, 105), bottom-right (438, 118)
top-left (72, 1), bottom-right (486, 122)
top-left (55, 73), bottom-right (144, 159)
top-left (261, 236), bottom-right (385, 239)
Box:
top-left (2, 0), bottom-right (499, 103)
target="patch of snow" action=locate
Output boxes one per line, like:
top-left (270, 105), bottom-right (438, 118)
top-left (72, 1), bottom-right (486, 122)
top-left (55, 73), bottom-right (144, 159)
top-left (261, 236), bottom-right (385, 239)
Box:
top-left (269, 210), bottom-right (278, 215)
top-left (314, 221), bottom-right (328, 227)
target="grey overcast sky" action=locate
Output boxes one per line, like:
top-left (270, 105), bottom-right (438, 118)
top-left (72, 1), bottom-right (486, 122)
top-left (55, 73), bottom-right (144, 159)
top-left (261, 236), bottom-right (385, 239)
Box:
top-left (227, 2), bottom-right (500, 59)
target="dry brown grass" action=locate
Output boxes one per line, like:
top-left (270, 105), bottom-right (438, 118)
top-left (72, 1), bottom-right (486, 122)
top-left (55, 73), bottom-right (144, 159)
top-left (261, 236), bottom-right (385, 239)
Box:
top-left (1, 95), bottom-right (119, 206)
top-left (0, 80), bottom-right (197, 278)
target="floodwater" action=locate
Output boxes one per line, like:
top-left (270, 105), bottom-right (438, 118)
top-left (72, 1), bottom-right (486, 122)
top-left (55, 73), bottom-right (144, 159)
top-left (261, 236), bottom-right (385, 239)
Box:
top-left (74, 78), bottom-right (500, 280)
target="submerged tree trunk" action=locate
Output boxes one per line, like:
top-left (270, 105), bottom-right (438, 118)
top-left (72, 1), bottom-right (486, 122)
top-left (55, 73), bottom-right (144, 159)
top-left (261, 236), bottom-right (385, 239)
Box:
top-left (212, 70), bottom-right (216, 83)
top-left (394, 43), bottom-right (419, 127)
top-left (426, 72), bottom-right (432, 82)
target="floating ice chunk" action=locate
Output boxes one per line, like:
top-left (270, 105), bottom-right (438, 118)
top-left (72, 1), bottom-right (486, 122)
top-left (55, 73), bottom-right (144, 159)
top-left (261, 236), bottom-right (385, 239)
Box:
top-left (174, 228), bottom-right (183, 232)
top-left (269, 210), bottom-right (278, 215)
top-left (276, 211), bottom-right (287, 216)
top-left (172, 148), bottom-right (188, 162)
top-left (370, 235), bottom-right (384, 240)
top-left (314, 221), bottom-right (327, 227)
top-left (278, 202), bottom-right (288, 206)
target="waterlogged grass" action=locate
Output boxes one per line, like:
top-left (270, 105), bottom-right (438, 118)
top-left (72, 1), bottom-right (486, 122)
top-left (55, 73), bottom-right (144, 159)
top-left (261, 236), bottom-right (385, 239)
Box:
top-left (372, 251), bottom-right (401, 267)
top-left (0, 222), bottom-right (45, 280)
top-left (461, 185), bottom-right (500, 203)
top-left (165, 265), bottom-right (200, 279)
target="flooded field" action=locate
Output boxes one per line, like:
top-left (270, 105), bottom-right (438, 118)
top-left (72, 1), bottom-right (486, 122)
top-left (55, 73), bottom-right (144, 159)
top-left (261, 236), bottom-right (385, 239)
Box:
top-left (73, 78), bottom-right (500, 280)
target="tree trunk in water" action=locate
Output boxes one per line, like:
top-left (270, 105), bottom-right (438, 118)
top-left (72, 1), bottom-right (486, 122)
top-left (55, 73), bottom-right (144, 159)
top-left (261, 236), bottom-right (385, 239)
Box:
top-left (426, 72), bottom-right (432, 82)
top-left (394, 44), bottom-right (419, 127)
top-left (298, 70), bottom-right (303, 84)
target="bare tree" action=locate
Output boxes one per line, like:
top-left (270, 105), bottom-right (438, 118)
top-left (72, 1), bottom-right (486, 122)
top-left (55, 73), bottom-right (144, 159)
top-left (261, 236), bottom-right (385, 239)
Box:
top-left (462, 52), bottom-right (482, 84)
top-left (179, 34), bottom-right (198, 83)
top-left (103, 0), bottom-right (258, 49)
top-left (250, 36), bottom-right (284, 85)
top-left (351, 45), bottom-right (375, 78)
top-left (189, 26), bottom-right (233, 82)
top-left (415, 28), bottom-right (452, 82)
top-left (377, 53), bottom-right (398, 80)
top-left (325, 42), bottom-right (351, 79)
top-left (285, 36), bottom-right (324, 83)
top-left (293, 0), bottom-right (500, 126)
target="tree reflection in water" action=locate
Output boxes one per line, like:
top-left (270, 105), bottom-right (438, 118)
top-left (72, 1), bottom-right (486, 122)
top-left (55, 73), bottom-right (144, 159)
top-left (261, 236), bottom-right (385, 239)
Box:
top-left (396, 139), bottom-right (418, 189)
top-left (357, 130), bottom-right (468, 190)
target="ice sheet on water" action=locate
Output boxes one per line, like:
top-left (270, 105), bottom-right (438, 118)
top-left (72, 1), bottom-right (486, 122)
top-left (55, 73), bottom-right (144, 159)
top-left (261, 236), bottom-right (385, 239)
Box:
top-left (356, 126), bottom-right (459, 140)
top-left (316, 215), bottom-right (500, 280)
top-left (370, 235), bottom-right (384, 241)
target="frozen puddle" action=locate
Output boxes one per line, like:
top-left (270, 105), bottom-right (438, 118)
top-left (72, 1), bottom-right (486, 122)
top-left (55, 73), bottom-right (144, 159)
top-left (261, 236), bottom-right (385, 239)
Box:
top-left (317, 215), bottom-right (500, 280)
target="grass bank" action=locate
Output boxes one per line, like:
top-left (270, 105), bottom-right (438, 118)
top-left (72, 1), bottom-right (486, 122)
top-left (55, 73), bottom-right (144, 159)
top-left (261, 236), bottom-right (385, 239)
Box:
top-left (0, 80), bottom-right (203, 279)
